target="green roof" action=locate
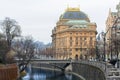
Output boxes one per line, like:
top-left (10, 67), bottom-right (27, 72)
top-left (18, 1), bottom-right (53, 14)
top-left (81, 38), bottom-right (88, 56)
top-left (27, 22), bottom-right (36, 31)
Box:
top-left (65, 20), bottom-right (88, 25)
top-left (70, 24), bottom-right (88, 28)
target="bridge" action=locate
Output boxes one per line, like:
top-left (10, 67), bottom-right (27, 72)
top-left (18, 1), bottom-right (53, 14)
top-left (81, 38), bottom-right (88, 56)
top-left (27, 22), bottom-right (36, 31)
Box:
top-left (15, 59), bottom-right (72, 71)
top-left (15, 59), bottom-right (120, 80)
top-left (15, 59), bottom-right (71, 63)
top-left (30, 59), bottom-right (71, 63)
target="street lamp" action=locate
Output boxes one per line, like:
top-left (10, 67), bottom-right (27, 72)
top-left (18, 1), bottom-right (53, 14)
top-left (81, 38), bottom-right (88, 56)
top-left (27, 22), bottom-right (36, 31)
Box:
top-left (102, 27), bottom-right (111, 61)
top-left (103, 34), bottom-right (106, 61)
top-left (107, 37), bottom-right (113, 60)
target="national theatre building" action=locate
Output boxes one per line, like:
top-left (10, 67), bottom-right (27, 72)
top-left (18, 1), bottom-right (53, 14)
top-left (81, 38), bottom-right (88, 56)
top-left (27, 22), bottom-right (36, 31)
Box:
top-left (51, 7), bottom-right (97, 59)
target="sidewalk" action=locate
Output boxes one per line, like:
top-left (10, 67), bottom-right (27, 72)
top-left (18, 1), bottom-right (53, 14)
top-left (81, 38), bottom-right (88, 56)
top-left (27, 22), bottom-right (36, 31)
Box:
top-left (106, 63), bottom-right (120, 80)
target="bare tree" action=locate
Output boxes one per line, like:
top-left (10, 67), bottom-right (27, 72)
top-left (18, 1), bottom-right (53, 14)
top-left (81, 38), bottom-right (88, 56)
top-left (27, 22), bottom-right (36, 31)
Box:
top-left (0, 38), bottom-right (9, 63)
top-left (1, 17), bottom-right (21, 49)
top-left (111, 35), bottom-right (120, 59)
top-left (0, 17), bottom-right (21, 64)
top-left (13, 36), bottom-right (35, 73)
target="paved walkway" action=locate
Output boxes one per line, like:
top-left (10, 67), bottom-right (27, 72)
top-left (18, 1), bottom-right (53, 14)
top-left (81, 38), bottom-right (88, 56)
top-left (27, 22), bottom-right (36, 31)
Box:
top-left (106, 64), bottom-right (120, 80)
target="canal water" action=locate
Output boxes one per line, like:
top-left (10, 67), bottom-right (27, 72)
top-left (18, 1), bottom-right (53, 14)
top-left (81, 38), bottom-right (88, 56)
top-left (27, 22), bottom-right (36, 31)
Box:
top-left (20, 67), bottom-right (83, 80)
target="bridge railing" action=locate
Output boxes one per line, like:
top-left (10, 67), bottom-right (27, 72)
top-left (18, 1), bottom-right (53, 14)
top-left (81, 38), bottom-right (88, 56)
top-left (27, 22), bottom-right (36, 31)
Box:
top-left (71, 60), bottom-right (107, 80)
top-left (72, 60), bottom-right (107, 72)
top-left (15, 59), bottom-right (72, 63)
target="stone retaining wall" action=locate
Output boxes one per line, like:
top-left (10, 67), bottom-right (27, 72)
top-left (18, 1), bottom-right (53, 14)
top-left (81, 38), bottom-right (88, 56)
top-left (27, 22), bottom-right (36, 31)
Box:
top-left (31, 61), bottom-right (106, 80)
top-left (72, 62), bottom-right (106, 80)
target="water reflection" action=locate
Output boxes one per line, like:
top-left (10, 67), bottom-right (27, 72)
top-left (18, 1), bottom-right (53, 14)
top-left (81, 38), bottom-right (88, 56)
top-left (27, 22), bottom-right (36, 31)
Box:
top-left (21, 67), bottom-right (82, 80)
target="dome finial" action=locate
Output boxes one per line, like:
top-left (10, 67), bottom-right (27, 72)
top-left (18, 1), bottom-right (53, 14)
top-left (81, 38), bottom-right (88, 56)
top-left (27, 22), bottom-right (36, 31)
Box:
top-left (66, 7), bottom-right (80, 12)
top-left (67, 4), bottom-right (69, 9)
top-left (78, 5), bottom-right (80, 11)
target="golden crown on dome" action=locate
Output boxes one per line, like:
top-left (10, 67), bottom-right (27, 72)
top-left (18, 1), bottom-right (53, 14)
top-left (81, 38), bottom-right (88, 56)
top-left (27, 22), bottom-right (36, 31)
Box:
top-left (66, 7), bottom-right (80, 12)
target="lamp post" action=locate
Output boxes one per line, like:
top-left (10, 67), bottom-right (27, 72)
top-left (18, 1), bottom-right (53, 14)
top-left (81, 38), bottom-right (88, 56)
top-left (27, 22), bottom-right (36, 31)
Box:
top-left (103, 35), bottom-right (106, 61)
top-left (101, 31), bottom-right (108, 61)
top-left (102, 26), bottom-right (112, 61)
top-left (107, 37), bottom-right (113, 60)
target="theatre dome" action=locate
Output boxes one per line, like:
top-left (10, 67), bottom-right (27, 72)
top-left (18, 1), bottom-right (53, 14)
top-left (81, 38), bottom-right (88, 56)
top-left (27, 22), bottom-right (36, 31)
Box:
top-left (60, 7), bottom-right (90, 22)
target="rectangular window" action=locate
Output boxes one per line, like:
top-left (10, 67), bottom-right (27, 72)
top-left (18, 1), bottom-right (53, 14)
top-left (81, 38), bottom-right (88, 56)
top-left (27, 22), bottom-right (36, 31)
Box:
top-left (84, 41), bottom-right (86, 46)
top-left (70, 42), bottom-right (72, 46)
top-left (70, 49), bottom-right (72, 51)
top-left (90, 37), bottom-right (92, 40)
top-left (90, 33), bottom-right (93, 35)
top-left (76, 37), bottom-right (78, 40)
top-left (76, 42), bottom-right (78, 45)
top-left (70, 33), bottom-right (72, 35)
top-left (76, 48), bottom-right (78, 51)
top-left (80, 37), bottom-right (82, 40)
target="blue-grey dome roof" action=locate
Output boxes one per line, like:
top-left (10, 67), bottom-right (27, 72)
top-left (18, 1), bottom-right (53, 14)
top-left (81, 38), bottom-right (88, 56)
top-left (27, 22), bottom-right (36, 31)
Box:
top-left (60, 11), bottom-right (89, 21)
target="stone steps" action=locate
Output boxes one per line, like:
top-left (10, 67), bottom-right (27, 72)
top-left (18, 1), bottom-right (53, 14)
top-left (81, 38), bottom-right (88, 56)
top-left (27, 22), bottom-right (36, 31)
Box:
top-left (106, 68), bottom-right (120, 80)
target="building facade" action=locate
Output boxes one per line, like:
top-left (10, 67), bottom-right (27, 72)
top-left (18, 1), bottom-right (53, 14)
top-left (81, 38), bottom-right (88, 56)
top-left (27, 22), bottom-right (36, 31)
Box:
top-left (52, 7), bottom-right (97, 59)
top-left (106, 2), bottom-right (120, 59)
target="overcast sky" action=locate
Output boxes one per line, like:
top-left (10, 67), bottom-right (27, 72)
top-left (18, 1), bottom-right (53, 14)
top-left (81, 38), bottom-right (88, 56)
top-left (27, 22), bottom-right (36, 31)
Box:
top-left (0, 0), bottom-right (119, 44)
